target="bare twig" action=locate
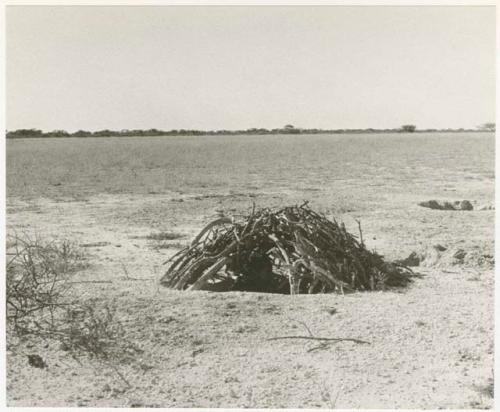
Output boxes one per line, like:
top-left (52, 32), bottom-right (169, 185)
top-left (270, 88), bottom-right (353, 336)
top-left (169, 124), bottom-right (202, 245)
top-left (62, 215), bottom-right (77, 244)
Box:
top-left (287, 317), bottom-right (314, 337)
top-left (120, 263), bottom-right (152, 281)
top-left (69, 280), bottom-right (112, 284)
top-left (266, 335), bottom-right (370, 345)
top-left (106, 361), bottom-right (132, 388)
top-left (354, 218), bottom-right (364, 246)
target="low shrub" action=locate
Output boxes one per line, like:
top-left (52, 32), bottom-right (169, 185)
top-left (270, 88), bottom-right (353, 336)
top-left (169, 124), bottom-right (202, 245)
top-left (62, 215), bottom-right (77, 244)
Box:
top-left (6, 235), bottom-right (87, 334)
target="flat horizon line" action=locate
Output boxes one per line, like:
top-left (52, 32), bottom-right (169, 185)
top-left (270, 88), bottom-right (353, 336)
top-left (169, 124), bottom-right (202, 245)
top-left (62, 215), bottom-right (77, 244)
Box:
top-left (6, 124), bottom-right (495, 138)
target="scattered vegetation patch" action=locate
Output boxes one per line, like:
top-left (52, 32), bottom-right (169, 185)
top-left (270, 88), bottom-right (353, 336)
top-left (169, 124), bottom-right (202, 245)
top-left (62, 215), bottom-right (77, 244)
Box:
top-left (152, 241), bottom-right (188, 250)
top-left (6, 235), bottom-right (87, 334)
top-left (145, 231), bottom-right (185, 241)
top-left (6, 235), bottom-right (139, 387)
top-left (81, 241), bottom-right (111, 248)
top-left (161, 203), bottom-right (414, 294)
top-left (478, 378), bottom-right (494, 399)
top-left (56, 301), bottom-right (142, 365)
top-left (129, 231), bottom-right (187, 250)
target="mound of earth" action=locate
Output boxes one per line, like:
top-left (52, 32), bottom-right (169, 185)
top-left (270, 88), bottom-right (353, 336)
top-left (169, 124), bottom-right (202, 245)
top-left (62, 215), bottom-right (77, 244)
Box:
top-left (398, 245), bottom-right (494, 269)
top-left (418, 200), bottom-right (495, 211)
top-left (418, 200), bottom-right (473, 211)
top-left (477, 203), bottom-right (495, 211)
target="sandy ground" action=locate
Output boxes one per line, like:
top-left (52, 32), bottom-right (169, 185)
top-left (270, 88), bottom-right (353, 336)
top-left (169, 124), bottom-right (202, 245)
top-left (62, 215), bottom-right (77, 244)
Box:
top-left (6, 188), bottom-right (494, 409)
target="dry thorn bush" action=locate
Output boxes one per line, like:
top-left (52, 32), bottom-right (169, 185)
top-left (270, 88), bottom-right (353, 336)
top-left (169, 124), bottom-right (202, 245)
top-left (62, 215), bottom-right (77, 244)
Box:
top-left (6, 234), bottom-right (141, 387)
top-left (6, 234), bottom-right (87, 334)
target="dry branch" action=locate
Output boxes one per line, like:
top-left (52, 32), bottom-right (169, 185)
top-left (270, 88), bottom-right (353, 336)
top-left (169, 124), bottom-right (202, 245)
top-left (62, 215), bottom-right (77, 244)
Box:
top-left (266, 335), bottom-right (371, 345)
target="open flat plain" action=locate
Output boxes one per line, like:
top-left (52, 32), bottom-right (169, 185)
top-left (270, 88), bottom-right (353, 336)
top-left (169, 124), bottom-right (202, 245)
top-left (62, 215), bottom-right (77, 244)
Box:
top-left (6, 133), bottom-right (495, 408)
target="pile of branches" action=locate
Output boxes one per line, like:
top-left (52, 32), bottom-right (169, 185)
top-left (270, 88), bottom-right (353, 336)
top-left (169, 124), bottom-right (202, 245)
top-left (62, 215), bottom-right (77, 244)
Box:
top-left (161, 203), bottom-right (413, 294)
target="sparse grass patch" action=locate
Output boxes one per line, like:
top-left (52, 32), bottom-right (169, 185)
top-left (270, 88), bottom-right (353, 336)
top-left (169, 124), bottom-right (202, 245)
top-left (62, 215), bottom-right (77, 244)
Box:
top-left (480, 379), bottom-right (494, 398)
top-left (474, 375), bottom-right (494, 399)
top-left (145, 231), bottom-right (185, 241)
top-left (57, 300), bottom-right (142, 363)
top-left (152, 241), bottom-right (188, 250)
top-left (130, 231), bottom-right (187, 250)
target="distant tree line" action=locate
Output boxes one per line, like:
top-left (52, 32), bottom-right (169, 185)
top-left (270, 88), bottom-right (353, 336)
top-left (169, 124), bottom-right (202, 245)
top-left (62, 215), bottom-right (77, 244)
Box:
top-left (5, 123), bottom-right (495, 139)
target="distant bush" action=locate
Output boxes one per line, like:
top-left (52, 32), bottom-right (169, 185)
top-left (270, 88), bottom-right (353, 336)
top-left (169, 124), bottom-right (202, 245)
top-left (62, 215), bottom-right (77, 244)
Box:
top-left (46, 130), bottom-right (70, 137)
top-left (400, 124), bottom-right (417, 133)
top-left (6, 129), bottom-right (44, 138)
top-left (73, 130), bottom-right (93, 137)
top-left (479, 122), bottom-right (495, 132)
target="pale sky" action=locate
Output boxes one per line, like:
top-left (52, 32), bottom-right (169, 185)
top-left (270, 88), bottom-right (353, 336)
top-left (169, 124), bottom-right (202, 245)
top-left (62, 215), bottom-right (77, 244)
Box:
top-left (6, 6), bottom-right (496, 132)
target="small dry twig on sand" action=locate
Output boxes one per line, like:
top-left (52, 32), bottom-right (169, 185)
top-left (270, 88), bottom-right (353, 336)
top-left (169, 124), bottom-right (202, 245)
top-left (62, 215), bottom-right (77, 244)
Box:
top-left (269, 318), bottom-right (370, 351)
top-left (69, 280), bottom-right (112, 284)
top-left (161, 203), bottom-right (414, 294)
top-left (120, 263), bottom-right (152, 282)
top-left (287, 317), bottom-right (314, 337)
top-left (266, 335), bottom-right (370, 345)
